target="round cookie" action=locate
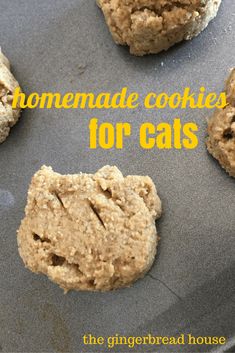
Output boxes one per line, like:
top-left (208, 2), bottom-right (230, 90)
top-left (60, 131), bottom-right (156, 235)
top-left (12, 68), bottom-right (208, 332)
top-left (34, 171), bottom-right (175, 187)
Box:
top-left (17, 166), bottom-right (162, 292)
top-left (97, 0), bottom-right (222, 56)
top-left (207, 106), bottom-right (235, 178)
top-left (0, 49), bottom-right (21, 143)
top-left (207, 68), bottom-right (235, 178)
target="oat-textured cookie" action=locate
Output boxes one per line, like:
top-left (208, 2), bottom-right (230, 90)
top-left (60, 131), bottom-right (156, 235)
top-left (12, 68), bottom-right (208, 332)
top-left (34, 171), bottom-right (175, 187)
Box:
top-left (17, 165), bottom-right (162, 292)
top-left (97, 0), bottom-right (221, 56)
top-left (0, 49), bottom-right (21, 143)
top-left (207, 69), bottom-right (235, 178)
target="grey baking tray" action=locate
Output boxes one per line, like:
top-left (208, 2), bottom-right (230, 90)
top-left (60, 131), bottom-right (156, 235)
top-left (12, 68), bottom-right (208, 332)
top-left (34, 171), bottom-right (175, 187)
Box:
top-left (0, 1), bottom-right (235, 352)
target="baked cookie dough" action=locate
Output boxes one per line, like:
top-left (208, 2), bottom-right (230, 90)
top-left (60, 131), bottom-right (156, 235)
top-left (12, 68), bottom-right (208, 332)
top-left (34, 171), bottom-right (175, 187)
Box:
top-left (0, 49), bottom-right (21, 143)
top-left (97, 0), bottom-right (221, 56)
top-left (207, 69), bottom-right (235, 178)
top-left (17, 165), bottom-right (162, 292)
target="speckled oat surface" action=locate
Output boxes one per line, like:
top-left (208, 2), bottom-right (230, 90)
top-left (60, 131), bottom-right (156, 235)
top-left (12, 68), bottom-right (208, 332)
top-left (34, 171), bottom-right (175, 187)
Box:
top-left (97, 0), bottom-right (222, 56)
top-left (17, 165), bottom-right (161, 292)
top-left (0, 1), bottom-right (235, 352)
top-left (207, 69), bottom-right (235, 177)
top-left (0, 50), bottom-right (21, 143)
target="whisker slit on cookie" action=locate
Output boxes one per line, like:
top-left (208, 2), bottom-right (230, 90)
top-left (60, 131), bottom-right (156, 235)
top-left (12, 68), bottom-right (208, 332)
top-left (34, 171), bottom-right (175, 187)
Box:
top-left (89, 201), bottom-right (106, 229)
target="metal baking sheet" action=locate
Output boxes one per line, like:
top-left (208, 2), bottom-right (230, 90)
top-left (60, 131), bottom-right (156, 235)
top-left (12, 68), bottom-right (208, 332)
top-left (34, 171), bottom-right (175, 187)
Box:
top-left (0, 1), bottom-right (234, 352)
